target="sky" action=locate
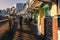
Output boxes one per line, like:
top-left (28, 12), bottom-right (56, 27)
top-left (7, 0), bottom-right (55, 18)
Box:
top-left (0, 0), bottom-right (27, 9)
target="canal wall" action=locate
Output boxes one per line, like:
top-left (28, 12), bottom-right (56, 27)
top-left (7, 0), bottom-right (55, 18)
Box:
top-left (0, 19), bottom-right (9, 37)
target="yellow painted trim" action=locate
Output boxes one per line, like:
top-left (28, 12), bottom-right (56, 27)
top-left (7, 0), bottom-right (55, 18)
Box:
top-left (50, 3), bottom-right (58, 16)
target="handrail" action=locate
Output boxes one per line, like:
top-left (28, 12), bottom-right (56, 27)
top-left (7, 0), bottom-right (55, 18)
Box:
top-left (0, 19), bottom-right (9, 23)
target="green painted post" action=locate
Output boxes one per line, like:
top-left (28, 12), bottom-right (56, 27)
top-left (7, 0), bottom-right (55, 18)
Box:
top-left (44, 7), bottom-right (49, 17)
top-left (33, 10), bottom-right (38, 23)
top-left (41, 4), bottom-right (50, 17)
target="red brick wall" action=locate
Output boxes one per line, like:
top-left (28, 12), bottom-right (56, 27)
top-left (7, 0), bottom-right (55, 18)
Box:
top-left (41, 16), bottom-right (58, 40)
top-left (52, 17), bottom-right (58, 40)
top-left (0, 22), bottom-right (9, 36)
top-left (41, 17), bottom-right (45, 35)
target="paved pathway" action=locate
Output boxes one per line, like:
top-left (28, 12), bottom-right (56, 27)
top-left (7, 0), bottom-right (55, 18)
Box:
top-left (1, 19), bottom-right (46, 40)
top-left (13, 21), bottom-right (39, 40)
